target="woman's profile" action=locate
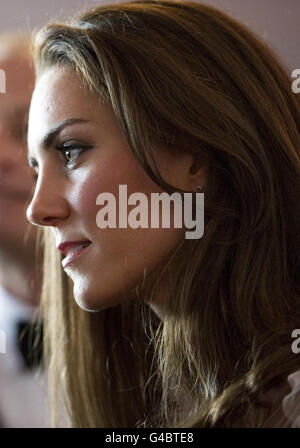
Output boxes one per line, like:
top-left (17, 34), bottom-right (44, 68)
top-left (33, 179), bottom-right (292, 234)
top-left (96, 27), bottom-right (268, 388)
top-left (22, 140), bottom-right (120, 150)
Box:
top-left (26, 0), bottom-right (300, 427)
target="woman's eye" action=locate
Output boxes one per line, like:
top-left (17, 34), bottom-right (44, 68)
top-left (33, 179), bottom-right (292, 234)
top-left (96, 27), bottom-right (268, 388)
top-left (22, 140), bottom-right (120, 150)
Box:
top-left (62, 148), bottom-right (79, 164)
top-left (55, 143), bottom-right (91, 167)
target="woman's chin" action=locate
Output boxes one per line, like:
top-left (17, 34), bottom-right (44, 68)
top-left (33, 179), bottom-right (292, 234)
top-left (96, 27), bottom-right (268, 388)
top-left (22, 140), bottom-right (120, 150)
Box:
top-left (72, 281), bottom-right (134, 313)
top-left (75, 298), bottom-right (104, 313)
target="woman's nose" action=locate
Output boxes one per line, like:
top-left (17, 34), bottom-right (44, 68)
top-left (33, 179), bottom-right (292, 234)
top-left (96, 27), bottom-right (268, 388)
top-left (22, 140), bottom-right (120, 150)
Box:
top-left (26, 175), bottom-right (70, 227)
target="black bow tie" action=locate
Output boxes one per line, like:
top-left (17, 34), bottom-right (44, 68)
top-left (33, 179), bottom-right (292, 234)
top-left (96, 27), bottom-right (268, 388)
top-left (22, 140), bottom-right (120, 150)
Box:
top-left (16, 319), bottom-right (43, 370)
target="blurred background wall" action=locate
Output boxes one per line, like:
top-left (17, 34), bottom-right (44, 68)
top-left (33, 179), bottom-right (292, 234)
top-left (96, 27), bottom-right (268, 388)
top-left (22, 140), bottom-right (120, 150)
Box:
top-left (0, 0), bottom-right (298, 70)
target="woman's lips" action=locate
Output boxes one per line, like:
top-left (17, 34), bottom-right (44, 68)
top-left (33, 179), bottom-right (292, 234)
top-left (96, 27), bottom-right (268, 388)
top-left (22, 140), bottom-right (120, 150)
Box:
top-left (58, 241), bottom-right (92, 269)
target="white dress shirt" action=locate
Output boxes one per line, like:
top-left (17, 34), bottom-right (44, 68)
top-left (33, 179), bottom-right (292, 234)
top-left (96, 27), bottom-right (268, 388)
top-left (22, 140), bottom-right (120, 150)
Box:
top-left (0, 283), bottom-right (48, 427)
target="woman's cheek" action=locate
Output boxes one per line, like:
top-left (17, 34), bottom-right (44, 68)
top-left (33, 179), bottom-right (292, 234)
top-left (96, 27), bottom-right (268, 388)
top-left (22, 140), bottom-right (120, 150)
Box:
top-left (68, 164), bottom-right (116, 223)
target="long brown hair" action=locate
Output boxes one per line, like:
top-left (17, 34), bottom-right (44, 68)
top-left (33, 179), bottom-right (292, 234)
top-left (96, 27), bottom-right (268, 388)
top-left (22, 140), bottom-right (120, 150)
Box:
top-left (32, 0), bottom-right (300, 427)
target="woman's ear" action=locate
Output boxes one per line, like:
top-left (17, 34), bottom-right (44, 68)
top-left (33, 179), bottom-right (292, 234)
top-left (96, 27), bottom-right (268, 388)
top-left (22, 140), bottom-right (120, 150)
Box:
top-left (187, 153), bottom-right (208, 192)
top-left (152, 146), bottom-right (208, 192)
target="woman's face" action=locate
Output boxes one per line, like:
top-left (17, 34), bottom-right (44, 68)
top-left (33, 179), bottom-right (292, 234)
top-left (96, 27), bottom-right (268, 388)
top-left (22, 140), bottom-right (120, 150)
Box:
top-left (27, 66), bottom-right (196, 312)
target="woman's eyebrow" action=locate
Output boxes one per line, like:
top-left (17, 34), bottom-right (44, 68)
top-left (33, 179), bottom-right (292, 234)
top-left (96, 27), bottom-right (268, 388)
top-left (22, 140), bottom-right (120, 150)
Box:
top-left (27, 118), bottom-right (90, 166)
top-left (41, 118), bottom-right (90, 150)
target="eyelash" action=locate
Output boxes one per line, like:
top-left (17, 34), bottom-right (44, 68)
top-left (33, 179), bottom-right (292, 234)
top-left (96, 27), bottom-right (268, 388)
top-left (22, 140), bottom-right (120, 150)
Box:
top-left (55, 143), bottom-right (91, 167)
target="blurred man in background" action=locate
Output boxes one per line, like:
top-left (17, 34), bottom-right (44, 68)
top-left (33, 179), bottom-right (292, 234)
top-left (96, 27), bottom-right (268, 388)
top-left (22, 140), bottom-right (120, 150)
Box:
top-left (0, 33), bottom-right (47, 427)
